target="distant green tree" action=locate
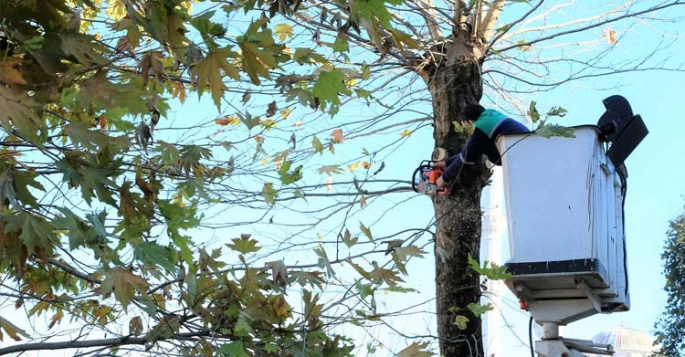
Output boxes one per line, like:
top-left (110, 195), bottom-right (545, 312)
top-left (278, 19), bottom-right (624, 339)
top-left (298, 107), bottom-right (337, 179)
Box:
top-left (654, 209), bottom-right (685, 357)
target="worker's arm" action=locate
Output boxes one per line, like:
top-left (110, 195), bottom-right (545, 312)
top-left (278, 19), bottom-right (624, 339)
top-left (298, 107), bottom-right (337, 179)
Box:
top-left (441, 129), bottom-right (489, 182)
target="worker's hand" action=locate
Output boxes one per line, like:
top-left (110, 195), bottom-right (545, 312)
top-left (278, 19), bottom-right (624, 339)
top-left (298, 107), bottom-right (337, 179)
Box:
top-left (436, 176), bottom-right (446, 189)
top-left (432, 161), bottom-right (446, 170)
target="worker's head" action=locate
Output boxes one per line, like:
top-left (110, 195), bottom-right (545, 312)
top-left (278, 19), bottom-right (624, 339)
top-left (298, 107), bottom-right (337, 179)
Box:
top-left (464, 104), bottom-right (485, 122)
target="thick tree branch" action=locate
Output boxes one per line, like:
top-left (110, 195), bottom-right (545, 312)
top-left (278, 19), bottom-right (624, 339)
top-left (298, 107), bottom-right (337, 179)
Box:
top-left (0, 331), bottom-right (209, 356)
top-left (478, 0), bottom-right (506, 40)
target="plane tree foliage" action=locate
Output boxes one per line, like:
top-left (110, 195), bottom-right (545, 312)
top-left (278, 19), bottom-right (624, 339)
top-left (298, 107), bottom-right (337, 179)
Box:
top-left (0, 0), bottom-right (683, 357)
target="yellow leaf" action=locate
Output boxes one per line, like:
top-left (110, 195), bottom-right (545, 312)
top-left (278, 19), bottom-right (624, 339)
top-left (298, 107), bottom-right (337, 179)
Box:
top-left (400, 129), bottom-right (412, 137)
top-left (280, 108), bottom-right (294, 119)
top-left (274, 23), bottom-right (293, 42)
top-left (105, 0), bottom-right (127, 20)
top-left (348, 161), bottom-right (360, 172)
top-left (261, 156), bottom-right (272, 166)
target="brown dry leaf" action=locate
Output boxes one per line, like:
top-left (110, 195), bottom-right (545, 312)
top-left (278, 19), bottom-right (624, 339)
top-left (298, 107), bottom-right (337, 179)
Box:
top-left (360, 196), bottom-right (367, 207)
top-left (129, 316), bottom-right (143, 335)
top-left (138, 51), bottom-right (165, 85)
top-left (171, 82), bottom-right (187, 104)
top-left (331, 128), bottom-right (344, 143)
top-left (605, 29), bottom-right (616, 44)
top-left (215, 118), bottom-right (231, 126)
top-left (0, 57), bottom-right (27, 85)
top-left (115, 36), bottom-right (135, 56)
top-left (266, 101), bottom-right (278, 117)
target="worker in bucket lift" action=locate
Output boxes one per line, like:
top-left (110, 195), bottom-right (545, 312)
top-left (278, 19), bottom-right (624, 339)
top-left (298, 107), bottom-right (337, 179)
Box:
top-left (435, 104), bottom-right (530, 190)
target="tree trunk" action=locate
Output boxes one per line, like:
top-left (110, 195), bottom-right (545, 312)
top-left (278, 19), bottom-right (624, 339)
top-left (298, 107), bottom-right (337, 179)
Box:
top-left (420, 30), bottom-right (490, 357)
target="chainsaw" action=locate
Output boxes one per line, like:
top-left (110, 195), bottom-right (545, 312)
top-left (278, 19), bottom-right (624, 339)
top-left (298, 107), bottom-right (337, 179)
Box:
top-left (412, 160), bottom-right (450, 197)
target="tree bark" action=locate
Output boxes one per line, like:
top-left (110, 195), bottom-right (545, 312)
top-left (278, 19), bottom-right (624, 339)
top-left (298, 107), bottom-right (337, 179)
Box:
top-left (419, 29), bottom-right (490, 357)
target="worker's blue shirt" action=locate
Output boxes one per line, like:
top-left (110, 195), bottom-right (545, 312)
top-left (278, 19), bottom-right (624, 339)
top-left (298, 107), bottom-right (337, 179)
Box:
top-left (442, 109), bottom-right (530, 181)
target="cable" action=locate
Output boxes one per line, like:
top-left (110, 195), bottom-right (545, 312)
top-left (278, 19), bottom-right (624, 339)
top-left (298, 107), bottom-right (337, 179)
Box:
top-left (529, 316), bottom-right (535, 357)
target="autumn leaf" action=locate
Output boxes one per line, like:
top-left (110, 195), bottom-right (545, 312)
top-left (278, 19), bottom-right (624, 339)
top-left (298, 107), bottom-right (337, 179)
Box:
top-left (0, 57), bottom-right (27, 85)
top-left (215, 116), bottom-right (240, 126)
top-left (171, 82), bottom-right (187, 104)
top-left (318, 165), bottom-right (342, 175)
top-left (190, 48), bottom-right (241, 109)
top-left (274, 23), bottom-right (293, 42)
top-left (605, 28), bottom-right (617, 44)
top-left (0, 316), bottom-right (30, 341)
top-left (101, 268), bottom-right (149, 310)
top-left (266, 101), bottom-right (278, 117)
top-left (129, 316), bottom-right (143, 335)
top-left (396, 341), bottom-right (433, 357)
top-left (400, 129), bottom-right (412, 137)
top-left (238, 19), bottom-right (283, 84)
top-left (138, 51), bottom-right (165, 85)
top-left (331, 128), bottom-right (344, 143)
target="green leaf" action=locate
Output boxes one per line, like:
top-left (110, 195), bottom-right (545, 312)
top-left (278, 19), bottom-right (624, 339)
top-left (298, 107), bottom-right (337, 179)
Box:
top-left (4, 212), bottom-right (55, 256)
top-left (342, 229), bottom-right (358, 248)
top-left (190, 48), bottom-right (241, 109)
top-left (359, 222), bottom-right (373, 242)
top-left (453, 315), bottom-right (469, 330)
top-left (528, 100), bottom-right (540, 123)
top-left (536, 124), bottom-right (576, 138)
top-left (239, 113), bottom-right (261, 130)
top-left (318, 165), bottom-right (342, 175)
top-left (312, 69), bottom-right (351, 106)
top-left (467, 302), bottom-right (494, 317)
top-left (467, 254), bottom-right (512, 280)
top-left (392, 245), bottom-right (425, 260)
top-left (333, 33), bottom-right (349, 52)
top-left (314, 245), bottom-right (335, 277)
top-left (262, 182), bottom-right (277, 204)
top-left (278, 160), bottom-right (303, 184)
top-left (134, 241), bottom-right (177, 272)
top-left (218, 341), bottom-right (249, 357)
top-left (312, 136), bottom-right (325, 154)
top-left (547, 106), bottom-right (568, 117)
top-left (226, 234), bottom-right (261, 254)
top-left (0, 87), bottom-right (43, 143)
top-left (179, 145), bottom-right (213, 176)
